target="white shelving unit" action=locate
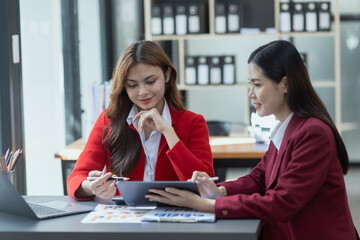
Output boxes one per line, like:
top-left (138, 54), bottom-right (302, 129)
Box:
top-left (144, 0), bottom-right (341, 132)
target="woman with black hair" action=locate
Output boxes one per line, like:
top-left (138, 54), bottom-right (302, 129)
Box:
top-left (146, 40), bottom-right (358, 240)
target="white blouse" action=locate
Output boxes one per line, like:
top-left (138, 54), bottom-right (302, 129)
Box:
top-left (126, 100), bottom-right (172, 181)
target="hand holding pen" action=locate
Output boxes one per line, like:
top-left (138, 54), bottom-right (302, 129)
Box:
top-left (83, 171), bottom-right (128, 199)
top-left (190, 171), bottom-right (223, 199)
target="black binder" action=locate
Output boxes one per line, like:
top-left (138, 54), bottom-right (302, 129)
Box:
top-left (215, 2), bottom-right (226, 34)
top-left (292, 2), bottom-right (305, 32)
top-left (151, 5), bottom-right (162, 35)
top-left (222, 56), bottom-right (235, 85)
top-left (279, 2), bottom-right (291, 33)
top-left (185, 56), bottom-right (198, 85)
top-left (197, 56), bottom-right (209, 85)
top-left (305, 2), bottom-right (318, 32)
top-left (317, 2), bottom-right (331, 31)
top-left (175, 5), bottom-right (187, 35)
top-left (227, 2), bottom-right (242, 33)
top-left (209, 56), bottom-right (222, 85)
top-left (188, 4), bottom-right (207, 34)
top-left (163, 5), bottom-right (174, 35)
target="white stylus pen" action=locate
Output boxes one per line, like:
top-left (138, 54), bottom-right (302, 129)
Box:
top-left (87, 176), bottom-right (130, 181)
top-left (194, 176), bottom-right (219, 183)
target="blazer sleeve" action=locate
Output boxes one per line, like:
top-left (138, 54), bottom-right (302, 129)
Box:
top-left (166, 113), bottom-right (214, 180)
top-left (67, 110), bottom-right (109, 200)
top-left (219, 151), bottom-right (268, 196)
top-left (214, 122), bottom-right (335, 222)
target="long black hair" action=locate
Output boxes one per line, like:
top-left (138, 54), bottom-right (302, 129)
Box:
top-left (248, 40), bottom-right (349, 174)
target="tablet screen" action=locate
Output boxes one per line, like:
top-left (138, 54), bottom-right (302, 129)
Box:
top-left (115, 181), bottom-right (199, 207)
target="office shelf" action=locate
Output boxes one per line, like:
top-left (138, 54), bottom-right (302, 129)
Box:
top-left (144, 0), bottom-right (341, 132)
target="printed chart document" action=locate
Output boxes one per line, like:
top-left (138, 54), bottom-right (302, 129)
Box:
top-left (81, 205), bottom-right (215, 223)
top-left (141, 207), bottom-right (216, 223)
top-left (81, 204), bottom-right (153, 223)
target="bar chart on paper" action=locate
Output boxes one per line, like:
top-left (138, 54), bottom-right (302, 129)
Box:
top-left (81, 204), bottom-right (152, 223)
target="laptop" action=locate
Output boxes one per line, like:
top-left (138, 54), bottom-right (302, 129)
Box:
top-left (116, 181), bottom-right (200, 207)
top-left (0, 171), bottom-right (93, 220)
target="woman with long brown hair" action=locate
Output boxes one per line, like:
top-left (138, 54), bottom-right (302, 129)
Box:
top-left (146, 40), bottom-right (359, 240)
top-left (68, 40), bottom-right (214, 200)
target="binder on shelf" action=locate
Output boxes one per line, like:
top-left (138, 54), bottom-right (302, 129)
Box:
top-left (175, 5), bottom-right (187, 35)
top-left (317, 2), bottom-right (331, 31)
top-left (227, 3), bottom-right (242, 33)
top-left (292, 2), bottom-right (305, 32)
top-left (305, 2), bottom-right (317, 32)
top-left (197, 56), bottom-right (209, 85)
top-left (185, 56), bottom-right (197, 85)
top-left (163, 5), bottom-right (175, 35)
top-left (209, 56), bottom-right (222, 85)
top-left (279, 2), bottom-right (291, 33)
top-left (188, 4), bottom-right (206, 34)
top-left (215, 2), bottom-right (226, 34)
top-left (151, 5), bottom-right (162, 35)
top-left (222, 56), bottom-right (235, 85)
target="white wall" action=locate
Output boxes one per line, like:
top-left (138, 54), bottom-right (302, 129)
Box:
top-left (20, 0), bottom-right (65, 195)
top-left (339, 0), bottom-right (360, 14)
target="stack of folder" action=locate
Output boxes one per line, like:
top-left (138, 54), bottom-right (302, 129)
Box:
top-left (215, 1), bottom-right (243, 34)
top-left (185, 55), bottom-right (236, 85)
top-left (280, 1), bottom-right (331, 33)
top-left (151, 3), bottom-right (209, 35)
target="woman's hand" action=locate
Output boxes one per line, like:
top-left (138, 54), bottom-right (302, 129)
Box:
top-left (190, 171), bottom-right (227, 199)
top-left (134, 108), bottom-right (180, 149)
top-left (145, 187), bottom-right (215, 213)
top-left (78, 171), bottom-right (117, 199)
top-left (133, 108), bottom-right (170, 133)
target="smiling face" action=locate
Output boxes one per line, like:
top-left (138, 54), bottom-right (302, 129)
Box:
top-left (125, 63), bottom-right (170, 113)
top-left (248, 62), bottom-right (291, 123)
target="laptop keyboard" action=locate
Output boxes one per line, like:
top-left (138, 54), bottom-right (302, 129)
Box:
top-left (28, 202), bottom-right (66, 217)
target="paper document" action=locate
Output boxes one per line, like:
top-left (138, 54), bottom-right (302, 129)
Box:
top-left (141, 207), bottom-right (216, 223)
top-left (81, 204), bottom-right (152, 224)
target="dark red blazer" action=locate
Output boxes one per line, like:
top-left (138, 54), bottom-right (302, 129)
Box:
top-left (215, 115), bottom-right (358, 240)
top-left (68, 108), bottom-right (214, 200)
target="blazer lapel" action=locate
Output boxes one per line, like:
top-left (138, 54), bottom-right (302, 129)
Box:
top-left (267, 140), bottom-right (288, 189)
top-left (266, 115), bottom-right (306, 189)
top-left (265, 142), bottom-right (278, 188)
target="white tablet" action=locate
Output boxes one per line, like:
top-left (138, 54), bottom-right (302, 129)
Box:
top-left (115, 181), bottom-right (199, 207)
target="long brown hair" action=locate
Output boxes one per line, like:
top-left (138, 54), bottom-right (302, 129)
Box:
top-left (104, 40), bottom-right (184, 176)
top-left (248, 40), bottom-right (349, 174)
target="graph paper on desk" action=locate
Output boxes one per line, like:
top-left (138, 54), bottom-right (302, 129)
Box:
top-left (81, 204), bottom-right (152, 223)
top-left (141, 208), bottom-right (215, 223)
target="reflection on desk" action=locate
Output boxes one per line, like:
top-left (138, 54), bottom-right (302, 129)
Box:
top-left (0, 196), bottom-right (261, 240)
top-left (55, 137), bottom-right (267, 194)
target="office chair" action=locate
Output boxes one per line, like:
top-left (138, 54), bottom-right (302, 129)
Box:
top-left (206, 121), bottom-right (231, 136)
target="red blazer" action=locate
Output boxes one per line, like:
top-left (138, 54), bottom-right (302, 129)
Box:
top-left (215, 115), bottom-right (358, 240)
top-left (68, 108), bottom-right (214, 200)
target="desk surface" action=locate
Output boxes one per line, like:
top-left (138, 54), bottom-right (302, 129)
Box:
top-left (0, 196), bottom-right (260, 240)
top-left (55, 137), bottom-right (267, 161)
